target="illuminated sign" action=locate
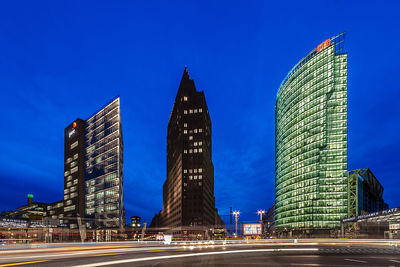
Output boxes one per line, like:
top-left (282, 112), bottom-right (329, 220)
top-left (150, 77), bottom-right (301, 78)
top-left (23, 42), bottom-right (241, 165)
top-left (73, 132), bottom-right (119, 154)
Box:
top-left (27, 194), bottom-right (34, 198)
top-left (317, 38), bottom-right (331, 53)
top-left (390, 223), bottom-right (400, 230)
top-left (242, 223), bottom-right (262, 235)
top-left (72, 122), bottom-right (77, 128)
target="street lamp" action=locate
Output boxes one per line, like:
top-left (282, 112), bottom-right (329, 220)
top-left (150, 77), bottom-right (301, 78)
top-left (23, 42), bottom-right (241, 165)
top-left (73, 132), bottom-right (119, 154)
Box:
top-left (257, 210), bottom-right (266, 236)
top-left (232, 211), bottom-right (240, 237)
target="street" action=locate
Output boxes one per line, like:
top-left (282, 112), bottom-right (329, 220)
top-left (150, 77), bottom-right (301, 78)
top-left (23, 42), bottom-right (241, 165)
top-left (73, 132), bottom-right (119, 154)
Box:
top-left (0, 239), bottom-right (399, 266)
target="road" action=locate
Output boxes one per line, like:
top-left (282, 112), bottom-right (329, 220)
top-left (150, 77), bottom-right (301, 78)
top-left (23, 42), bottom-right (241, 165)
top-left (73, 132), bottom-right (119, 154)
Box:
top-left (0, 239), bottom-right (399, 266)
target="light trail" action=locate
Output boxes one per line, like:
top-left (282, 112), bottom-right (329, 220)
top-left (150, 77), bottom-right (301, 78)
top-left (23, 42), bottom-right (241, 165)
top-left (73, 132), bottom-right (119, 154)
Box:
top-left (73, 248), bottom-right (320, 267)
top-left (0, 260), bottom-right (49, 267)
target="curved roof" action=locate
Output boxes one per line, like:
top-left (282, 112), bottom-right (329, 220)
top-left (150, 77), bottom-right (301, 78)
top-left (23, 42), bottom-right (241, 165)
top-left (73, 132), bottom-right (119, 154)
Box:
top-left (276, 32), bottom-right (346, 101)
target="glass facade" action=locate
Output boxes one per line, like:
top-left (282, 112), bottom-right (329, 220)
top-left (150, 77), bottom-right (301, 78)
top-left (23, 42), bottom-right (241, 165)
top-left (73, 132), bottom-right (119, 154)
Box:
top-left (275, 33), bottom-right (348, 230)
top-left (84, 97), bottom-right (124, 228)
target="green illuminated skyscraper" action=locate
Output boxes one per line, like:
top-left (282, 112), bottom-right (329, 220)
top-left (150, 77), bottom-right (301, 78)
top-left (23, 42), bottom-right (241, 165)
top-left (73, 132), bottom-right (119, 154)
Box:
top-left (275, 33), bottom-right (348, 232)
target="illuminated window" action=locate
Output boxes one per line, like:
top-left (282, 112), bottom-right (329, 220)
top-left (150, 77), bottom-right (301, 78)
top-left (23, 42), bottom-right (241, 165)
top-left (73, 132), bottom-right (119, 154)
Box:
top-left (71, 166), bottom-right (78, 173)
top-left (184, 130), bottom-right (187, 134)
top-left (184, 96), bottom-right (188, 101)
top-left (184, 110), bottom-right (188, 114)
top-left (189, 109), bottom-right (193, 114)
top-left (199, 108), bottom-right (202, 113)
top-left (189, 136), bottom-right (193, 140)
top-left (70, 141), bottom-right (78, 150)
top-left (184, 123), bottom-right (187, 127)
top-left (199, 148), bottom-right (203, 153)
top-left (73, 153), bottom-right (78, 160)
top-left (199, 128), bottom-right (202, 133)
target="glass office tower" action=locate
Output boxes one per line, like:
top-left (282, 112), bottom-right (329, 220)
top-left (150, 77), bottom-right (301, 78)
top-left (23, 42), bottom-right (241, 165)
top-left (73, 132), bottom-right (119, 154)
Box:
top-left (84, 96), bottom-right (124, 229)
top-left (275, 33), bottom-right (348, 232)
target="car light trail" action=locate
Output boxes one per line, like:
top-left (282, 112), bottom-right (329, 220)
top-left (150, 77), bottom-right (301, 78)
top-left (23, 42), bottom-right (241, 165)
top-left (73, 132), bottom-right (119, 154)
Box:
top-left (73, 248), bottom-right (319, 267)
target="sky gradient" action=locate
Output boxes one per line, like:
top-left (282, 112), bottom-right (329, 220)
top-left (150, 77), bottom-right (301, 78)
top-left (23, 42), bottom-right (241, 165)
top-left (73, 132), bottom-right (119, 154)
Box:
top-left (0, 0), bottom-right (399, 225)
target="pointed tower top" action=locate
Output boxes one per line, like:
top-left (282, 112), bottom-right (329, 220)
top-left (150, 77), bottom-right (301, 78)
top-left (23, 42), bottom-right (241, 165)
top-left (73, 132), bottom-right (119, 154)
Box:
top-left (183, 65), bottom-right (189, 79)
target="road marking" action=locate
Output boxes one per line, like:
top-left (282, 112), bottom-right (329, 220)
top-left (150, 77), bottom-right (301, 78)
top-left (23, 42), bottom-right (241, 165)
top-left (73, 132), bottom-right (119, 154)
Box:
top-left (290, 264), bottom-right (321, 266)
top-left (0, 260), bottom-right (49, 266)
top-left (389, 259), bottom-right (400, 263)
top-left (344, 258), bottom-right (367, 263)
top-left (147, 250), bottom-right (166, 252)
top-left (93, 253), bottom-right (125, 257)
top-left (72, 248), bottom-right (319, 267)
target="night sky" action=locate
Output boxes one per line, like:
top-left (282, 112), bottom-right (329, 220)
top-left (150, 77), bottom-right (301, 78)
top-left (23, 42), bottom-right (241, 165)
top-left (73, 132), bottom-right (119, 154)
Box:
top-left (0, 1), bottom-right (399, 225)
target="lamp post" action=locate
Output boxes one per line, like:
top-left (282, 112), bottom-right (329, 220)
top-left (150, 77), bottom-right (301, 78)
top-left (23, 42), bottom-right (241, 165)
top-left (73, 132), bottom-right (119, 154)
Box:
top-left (232, 211), bottom-right (240, 237)
top-left (257, 210), bottom-right (265, 236)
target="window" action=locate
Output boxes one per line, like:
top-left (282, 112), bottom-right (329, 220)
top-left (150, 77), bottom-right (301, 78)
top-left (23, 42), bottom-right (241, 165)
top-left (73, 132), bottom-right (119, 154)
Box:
top-left (199, 148), bottom-right (203, 152)
top-left (64, 205), bottom-right (75, 212)
top-left (199, 168), bottom-right (202, 173)
top-left (184, 123), bottom-right (187, 127)
top-left (199, 175), bottom-right (202, 180)
top-left (189, 149), bottom-right (192, 153)
top-left (184, 110), bottom-right (188, 114)
top-left (71, 166), bottom-right (78, 173)
top-left (199, 128), bottom-right (202, 133)
top-left (184, 96), bottom-right (188, 101)
top-left (184, 169), bottom-right (187, 174)
top-left (189, 136), bottom-right (193, 140)
top-left (189, 169), bottom-right (192, 173)
top-left (194, 142), bottom-right (198, 146)
top-left (73, 153), bottom-right (78, 160)
top-left (194, 129), bottom-right (198, 133)
top-left (70, 141), bottom-right (78, 150)
top-left (194, 149), bottom-right (197, 153)
top-left (184, 149), bottom-right (187, 154)
top-left (184, 130), bottom-right (187, 134)
top-left (199, 108), bottom-right (202, 113)
top-left (194, 109), bottom-right (198, 113)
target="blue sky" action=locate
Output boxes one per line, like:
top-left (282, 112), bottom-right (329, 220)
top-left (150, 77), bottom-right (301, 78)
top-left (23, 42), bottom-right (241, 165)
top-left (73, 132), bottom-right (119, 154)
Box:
top-left (0, 0), bottom-right (399, 225)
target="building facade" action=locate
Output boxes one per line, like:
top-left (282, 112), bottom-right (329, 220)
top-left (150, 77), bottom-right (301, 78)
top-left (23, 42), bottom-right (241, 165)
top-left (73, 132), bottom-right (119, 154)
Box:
top-left (84, 97), bottom-right (124, 229)
top-left (155, 67), bottom-right (217, 229)
top-left (63, 119), bottom-right (86, 229)
top-left (275, 33), bottom-right (348, 232)
top-left (348, 168), bottom-right (389, 217)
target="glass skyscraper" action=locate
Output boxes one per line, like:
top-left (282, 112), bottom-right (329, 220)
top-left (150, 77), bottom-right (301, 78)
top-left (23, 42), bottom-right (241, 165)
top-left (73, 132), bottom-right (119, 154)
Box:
top-left (84, 96), bottom-right (124, 229)
top-left (275, 33), bottom-right (348, 232)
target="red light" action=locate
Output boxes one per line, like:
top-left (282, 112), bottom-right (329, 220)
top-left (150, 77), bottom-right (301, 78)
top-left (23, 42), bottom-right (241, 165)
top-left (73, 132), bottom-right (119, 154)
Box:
top-left (72, 122), bottom-right (77, 128)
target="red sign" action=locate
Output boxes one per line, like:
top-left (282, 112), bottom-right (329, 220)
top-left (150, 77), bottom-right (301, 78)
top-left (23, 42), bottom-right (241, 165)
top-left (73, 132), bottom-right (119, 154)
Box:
top-left (72, 122), bottom-right (77, 128)
top-left (317, 38), bottom-right (331, 52)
